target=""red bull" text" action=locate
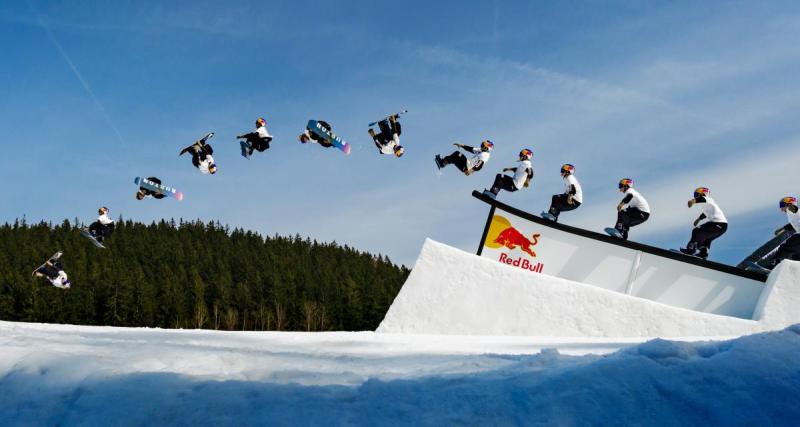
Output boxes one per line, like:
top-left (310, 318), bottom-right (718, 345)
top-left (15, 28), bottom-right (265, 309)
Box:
top-left (498, 253), bottom-right (544, 273)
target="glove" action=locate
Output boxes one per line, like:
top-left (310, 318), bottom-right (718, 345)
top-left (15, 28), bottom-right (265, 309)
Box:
top-left (236, 135), bottom-right (244, 139)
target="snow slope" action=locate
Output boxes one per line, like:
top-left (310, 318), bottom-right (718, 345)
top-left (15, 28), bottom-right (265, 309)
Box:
top-left (1, 320), bottom-right (799, 425)
top-left (378, 239), bottom-right (800, 337)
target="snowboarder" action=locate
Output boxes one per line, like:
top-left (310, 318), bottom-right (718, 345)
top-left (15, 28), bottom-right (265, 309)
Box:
top-left (299, 120), bottom-right (334, 148)
top-left (768, 196), bottom-right (800, 267)
top-left (179, 135), bottom-right (217, 174)
top-left (483, 149), bottom-right (533, 199)
top-left (32, 252), bottom-right (71, 290)
top-left (135, 177), bottom-right (167, 200)
top-left (87, 206), bottom-right (114, 244)
top-left (679, 187), bottom-right (728, 259)
top-left (237, 117), bottom-right (273, 157)
top-left (434, 140), bottom-right (493, 175)
top-left (543, 164), bottom-right (582, 222)
top-left (369, 114), bottom-right (404, 158)
top-left (607, 178), bottom-right (650, 240)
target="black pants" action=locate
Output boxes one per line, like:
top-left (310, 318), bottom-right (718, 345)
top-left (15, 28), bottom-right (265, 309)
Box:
top-left (548, 194), bottom-right (581, 220)
top-left (776, 234), bottom-right (800, 262)
top-left (688, 222), bottom-right (728, 250)
top-left (441, 151), bottom-right (468, 172)
top-left (191, 144), bottom-right (213, 167)
top-left (246, 135), bottom-right (272, 152)
top-left (490, 174), bottom-right (517, 195)
top-left (616, 208), bottom-right (650, 240)
top-left (89, 221), bottom-right (114, 240)
top-left (37, 261), bottom-right (62, 280)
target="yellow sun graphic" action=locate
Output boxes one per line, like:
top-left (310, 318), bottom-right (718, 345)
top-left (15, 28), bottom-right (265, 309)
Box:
top-left (483, 215), bottom-right (511, 249)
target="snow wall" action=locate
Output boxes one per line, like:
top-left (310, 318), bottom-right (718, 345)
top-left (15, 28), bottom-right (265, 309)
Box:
top-left (377, 239), bottom-right (800, 338)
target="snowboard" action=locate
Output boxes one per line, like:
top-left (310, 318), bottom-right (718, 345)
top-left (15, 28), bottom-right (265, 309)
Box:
top-left (670, 248), bottom-right (702, 259)
top-left (179, 132), bottom-right (214, 156)
top-left (744, 261), bottom-right (772, 275)
top-left (434, 155), bottom-right (444, 170)
top-left (736, 229), bottom-right (795, 270)
top-left (307, 120), bottom-right (351, 155)
top-left (541, 211), bottom-right (557, 221)
top-left (604, 227), bottom-right (622, 238)
top-left (134, 177), bottom-right (184, 201)
top-left (80, 229), bottom-right (106, 249)
top-left (32, 251), bottom-right (62, 277)
top-left (240, 140), bottom-right (252, 159)
top-left (369, 110), bottom-right (407, 127)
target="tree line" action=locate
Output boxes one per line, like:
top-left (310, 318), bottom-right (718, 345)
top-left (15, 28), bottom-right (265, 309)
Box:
top-left (0, 218), bottom-right (409, 331)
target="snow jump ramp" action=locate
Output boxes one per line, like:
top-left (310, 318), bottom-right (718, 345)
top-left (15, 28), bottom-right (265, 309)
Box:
top-left (378, 192), bottom-right (800, 338)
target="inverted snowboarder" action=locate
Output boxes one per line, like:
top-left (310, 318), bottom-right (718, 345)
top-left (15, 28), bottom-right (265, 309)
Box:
top-left (679, 187), bottom-right (728, 260)
top-left (606, 178), bottom-right (650, 240)
top-left (84, 206), bottom-right (115, 246)
top-left (299, 120), bottom-right (351, 154)
top-left (237, 117), bottom-right (272, 158)
top-left (369, 114), bottom-right (404, 158)
top-left (542, 164), bottom-right (582, 222)
top-left (32, 252), bottom-right (71, 290)
top-left (434, 140), bottom-right (493, 175)
top-left (135, 177), bottom-right (168, 200)
top-left (179, 133), bottom-right (217, 174)
top-left (483, 149), bottom-right (533, 199)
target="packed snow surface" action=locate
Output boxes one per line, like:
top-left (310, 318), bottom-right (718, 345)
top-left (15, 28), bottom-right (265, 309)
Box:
top-left (379, 239), bottom-right (800, 337)
top-left (2, 320), bottom-right (800, 425)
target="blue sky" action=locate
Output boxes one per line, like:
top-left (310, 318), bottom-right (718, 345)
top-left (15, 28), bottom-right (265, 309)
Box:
top-left (2, 1), bottom-right (799, 266)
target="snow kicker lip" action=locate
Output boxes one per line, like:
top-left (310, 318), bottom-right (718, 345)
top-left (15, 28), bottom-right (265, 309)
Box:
top-left (472, 190), bottom-right (766, 282)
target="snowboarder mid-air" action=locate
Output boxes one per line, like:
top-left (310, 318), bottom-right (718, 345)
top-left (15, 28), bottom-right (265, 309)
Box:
top-left (679, 187), bottom-right (728, 259)
top-left (299, 120), bottom-right (334, 148)
top-left (435, 140), bottom-right (493, 175)
top-left (608, 178), bottom-right (650, 240)
top-left (543, 164), bottom-right (582, 222)
top-left (32, 252), bottom-right (71, 290)
top-left (483, 149), bottom-right (533, 199)
top-left (767, 196), bottom-right (800, 268)
top-left (87, 206), bottom-right (115, 243)
top-left (135, 177), bottom-right (167, 200)
top-left (179, 134), bottom-right (217, 174)
top-left (369, 114), bottom-right (404, 158)
top-left (238, 117), bottom-right (273, 157)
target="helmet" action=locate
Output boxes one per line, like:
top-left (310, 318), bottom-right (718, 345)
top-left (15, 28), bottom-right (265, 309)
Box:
top-left (209, 163), bottom-right (217, 174)
top-left (136, 191), bottom-right (145, 200)
top-left (618, 178), bottom-right (633, 189)
top-left (481, 140), bottom-right (494, 151)
top-left (560, 164), bottom-right (575, 175)
top-left (519, 149), bottom-right (533, 161)
top-left (99, 207), bottom-right (109, 214)
top-left (256, 117), bottom-right (266, 127)
top-left (394, 145), bottom-right (404, 158)
top-left (780, 196), bottom-right (797, 209)
top-left (693, 187), bottom-right (710, 198)
top-left (63, 279), bottom-right (71, 289)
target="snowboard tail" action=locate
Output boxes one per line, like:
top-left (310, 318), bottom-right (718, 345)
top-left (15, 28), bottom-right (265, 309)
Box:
top-left (80, 229), bottom-right (106, 249)
top-left (369, 110), bottom-right (407, 127)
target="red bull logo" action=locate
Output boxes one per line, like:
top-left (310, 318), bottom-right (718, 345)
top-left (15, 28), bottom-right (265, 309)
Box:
top-left (484, 214), bottom-right (545, 274)
top-left (494, 227), bottom-right (540, 257)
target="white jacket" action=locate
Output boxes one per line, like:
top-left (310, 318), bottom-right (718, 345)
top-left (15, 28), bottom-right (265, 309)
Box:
top-left (564, 174), bottom-right (583, 204)
top-left (622, 188), bottom-right (650, 213)
top-left (787, 209), bottom-right (800, 232)
top-left (467, 147), bottom-right (490, 171)
top-left (696, 196), bottom-right (728, 224)
top-left (199, 155), bottom-right (215, 174)
top-left (511, 160), bottom-right (532, 190)
top-left (256, 125), bottom-right (271, 139)
top-left (98, 213), bottom-right (113, 225)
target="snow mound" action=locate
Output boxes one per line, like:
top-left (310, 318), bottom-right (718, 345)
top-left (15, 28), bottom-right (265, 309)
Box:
top-left (378, 239), bottom-right (800, 337)
top-left (1, 321), bottom-right (799, 425)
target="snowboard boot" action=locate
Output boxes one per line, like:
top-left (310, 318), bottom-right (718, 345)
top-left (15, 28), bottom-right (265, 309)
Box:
top-left (697, 247), bottom-right (709, 260)
top-left (541, 212), bottom-right (557, 222)
top-left (482, 189), bottom-right (497, 199)
top-left (434, 155), bottom-right (445, 169)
